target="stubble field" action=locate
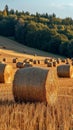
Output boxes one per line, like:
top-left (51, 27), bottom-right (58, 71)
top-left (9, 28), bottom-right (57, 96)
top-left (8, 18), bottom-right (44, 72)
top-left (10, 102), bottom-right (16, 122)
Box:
top-left (0, 36), bottom-right (73, 130)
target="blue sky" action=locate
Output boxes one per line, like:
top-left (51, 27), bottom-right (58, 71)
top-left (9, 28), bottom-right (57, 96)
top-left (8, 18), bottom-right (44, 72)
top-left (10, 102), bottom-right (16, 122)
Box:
top-left (0, 0), bottom-right (73, 18)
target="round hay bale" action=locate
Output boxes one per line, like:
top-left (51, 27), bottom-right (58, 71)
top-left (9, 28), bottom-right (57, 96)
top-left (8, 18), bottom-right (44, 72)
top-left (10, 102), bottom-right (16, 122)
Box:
top-left (72, 61), bottom-right (73, 66)
top-left (44, 59), bottom-right (49, 64)
top-left (3, 58), bottom-right (6, 62)
top-left (37, 60), bottom-right (40, 64)
top-left (24, 61), bottom-right (30, 64)
top-left (29, 59), bottom-right (33, 62)
top-left (16, 62), bottom-right (24, 68)
top-left (0, 63), bottom-right (13, 83)
top-left (66, 58), bottom-right (70, 63)
top-left (13, 67), bottom-right (58, 105)
top-left (24, 63), bottom-right (33, 68)
top-left (33, 60), bottom-right (37, 64)
top-left (23, 59), bottom-right (28, 63)
top-left (49, 58), bottom-right (53, 62)
top-left (61, 59), bottom-right (66, 63)
top-left (53, 61), bottom-right (57, 67)
top-left (37, 60), bottom-right (44, 64)
top-left (56, 58), bottom-right (60, 64)
top-left (47, 62), bottom-right (53, 67)
top-left (57, 64), bottom-right (73, 78)
top-left (12, 58), bottom-right (17, 63)
top-left (66, 61), bottom-right (69, 64)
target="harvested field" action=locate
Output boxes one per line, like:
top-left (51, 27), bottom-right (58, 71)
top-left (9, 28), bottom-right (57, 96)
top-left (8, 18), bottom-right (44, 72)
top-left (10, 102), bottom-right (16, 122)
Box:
top-left (0, 83), bottom-right (72, 130)
top-left (0, 36), bottom-right (73, 130)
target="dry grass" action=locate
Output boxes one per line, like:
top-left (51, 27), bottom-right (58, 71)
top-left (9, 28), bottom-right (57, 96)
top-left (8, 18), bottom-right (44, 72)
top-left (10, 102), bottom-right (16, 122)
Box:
top-left (0, 36), bottom-right (73, 130)
top-left (0, 97), bottom-right (72, 130)
top-left (0, 80), bottom-right (72, 130)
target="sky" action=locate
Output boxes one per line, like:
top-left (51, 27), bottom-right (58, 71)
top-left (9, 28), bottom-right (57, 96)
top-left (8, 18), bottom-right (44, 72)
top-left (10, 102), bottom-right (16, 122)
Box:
top-left (0, 0), bottom-right (73, 18)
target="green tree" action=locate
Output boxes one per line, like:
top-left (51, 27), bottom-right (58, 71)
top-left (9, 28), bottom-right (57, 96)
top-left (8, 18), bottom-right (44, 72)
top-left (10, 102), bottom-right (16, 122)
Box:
top-left (5, 5), bottom-right (9, 15)
top-left (59, 42), bottom-right (68, 56)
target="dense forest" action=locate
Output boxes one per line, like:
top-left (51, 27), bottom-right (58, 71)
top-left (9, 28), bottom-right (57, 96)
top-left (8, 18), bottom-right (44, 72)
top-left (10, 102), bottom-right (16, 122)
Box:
top-left (0, 5), bottom-right (73, 57)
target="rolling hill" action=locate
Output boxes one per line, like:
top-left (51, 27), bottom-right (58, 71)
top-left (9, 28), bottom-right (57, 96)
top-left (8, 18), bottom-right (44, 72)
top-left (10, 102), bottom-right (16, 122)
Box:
top-left (0, 36), bottom-right (64, 59)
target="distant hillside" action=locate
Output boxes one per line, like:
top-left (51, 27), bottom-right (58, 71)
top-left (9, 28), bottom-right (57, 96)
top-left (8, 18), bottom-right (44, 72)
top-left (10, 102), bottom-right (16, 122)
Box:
top-left (0, 7), bottom-right (73, 57)
top-left (0, 36), bottom-right (63, 58)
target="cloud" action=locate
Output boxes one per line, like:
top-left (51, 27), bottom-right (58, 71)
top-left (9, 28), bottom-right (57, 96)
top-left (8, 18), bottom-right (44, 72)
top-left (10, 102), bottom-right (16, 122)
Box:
top-left (49, 3), bottom-right (73, 9)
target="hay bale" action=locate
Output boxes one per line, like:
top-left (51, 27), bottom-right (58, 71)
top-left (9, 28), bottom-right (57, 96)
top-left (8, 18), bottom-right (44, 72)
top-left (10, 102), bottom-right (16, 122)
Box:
top-left (3, 58), bottom-right (6, 62)
top-left (23, 59), bottom-right (28, 63)
top-left (37, 60), bottom-right (40, 64)
top-left (16, 62), bottom-right (24, 68)
top-left (53, 61), bottom-right (57, 67)
top-left (33, 60), bottom-right (37, 64)
top-left (29, 59), bottom-right (33, 62)
top-left (49, 58), bottom-right (55, 62)
top-left (66, 58), bottom-right (70, 63)
top-left (47, 62), bottom-right (53, 67)
top-left (57, 64), bottom-right (73, 78)
top-left (49, 58), bottom-right (53, 62)
top-left (61, 59), bottom-right (66, 63)
top-left (13, 67), bottom-right (58, 105)
top-left (0, 63), bottom-right (13, 83)
top-left (12, 58), bottom-right (17, 63)
top-left (56, 58), bottom-right (60, 64)
top-left (24, 62), bottom-right (33, 68)
top-left (72, 61), bottom-right (73, 66)
top-left (38, 60), bottom-right (44, 64)
top-left (66, 61), bottom-right (69, 64)
top-left (44, 59), bottom-right (49, 64)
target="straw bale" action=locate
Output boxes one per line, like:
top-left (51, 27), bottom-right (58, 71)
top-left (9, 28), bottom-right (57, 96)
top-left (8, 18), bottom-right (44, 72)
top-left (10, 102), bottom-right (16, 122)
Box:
top-left (13, 67), bottom-right (58, 105)
top-left (44, 59), bottom-right (49, 64)
top-left (53, 61), bottom-right (57, 67)
top-left (16, 62), bottom-right (24, 68)
top-left (61, 59), bottom-right (66, 63)
top-left (3, 58), bottom-right (6, 62)
top-left (49, 58), bottom-right (52, 62)
top-left (33, 60), bottom-right (37, 64)
top-left (23, 59), bottom-right (28, 63)
top-left (24, 62), bottom-right (33, 68)
top-left (29, 59), bottom-right (33, 62)
top-left (47, 62), bottom-right (53, 67)
top-left (66, 61), bottom-right (69, 64)
top-left (57, 64), bottom-right (73, 78)
top-left (37, 60), bottom-right (40, 64)
top-left (24, 61), bottom-right (30, 64)
top-left (49, 58), bottom-right (55, 62)
top-left (72, 61), bottom-right (73, 66)
top-left (12, 58), bottom-right (17, 63)
top-left (56, 58), bottom-right (60, 64)
top-left (66, 58), bottom-right (70, 63)
top-left (0, 63), bottom-right (13, 83)
top-left (38, 60), bottom-right (44, 64)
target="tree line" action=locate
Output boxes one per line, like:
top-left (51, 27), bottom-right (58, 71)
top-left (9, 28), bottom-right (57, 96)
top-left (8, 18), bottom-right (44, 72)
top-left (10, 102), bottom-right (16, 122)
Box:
top-left (0, 5), bottom-right (73, 57)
